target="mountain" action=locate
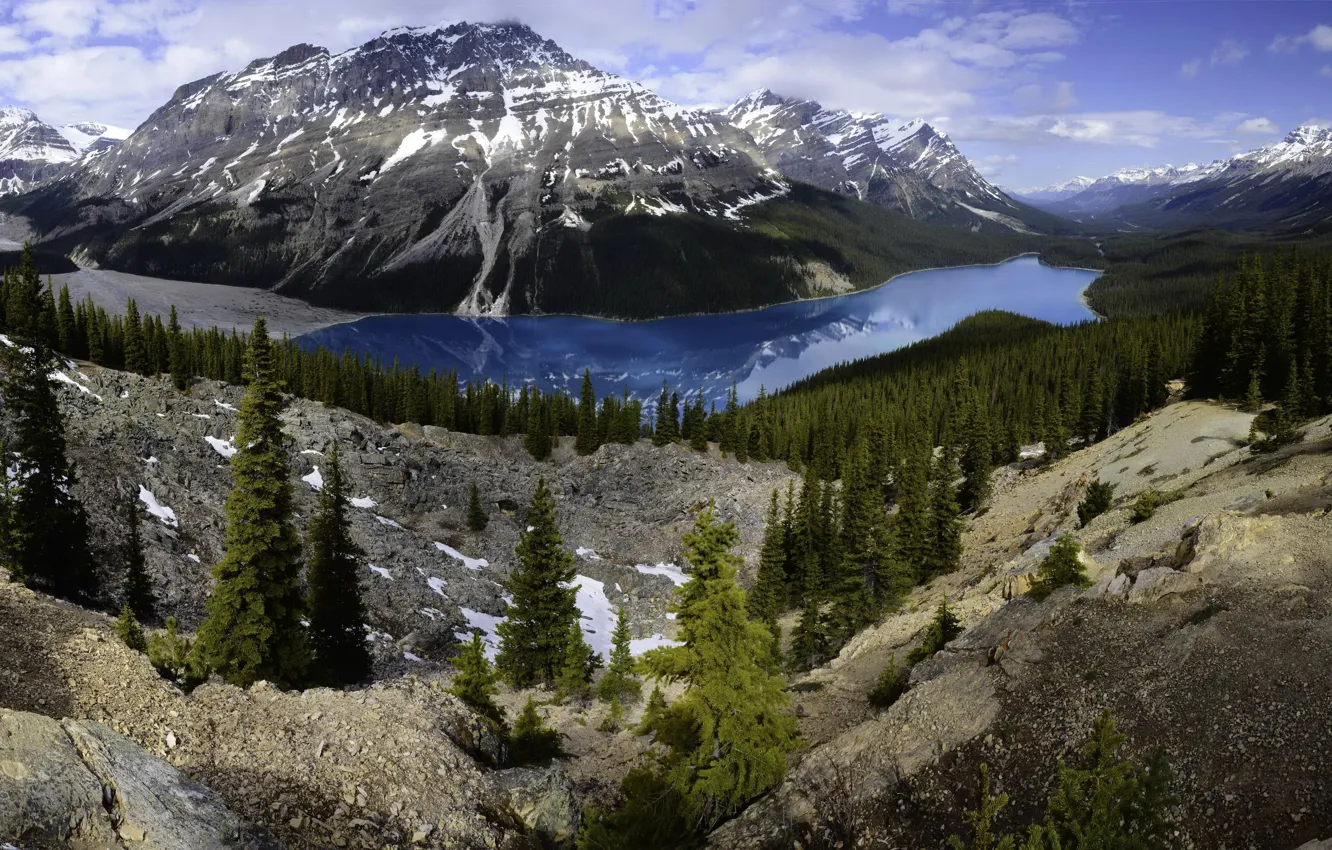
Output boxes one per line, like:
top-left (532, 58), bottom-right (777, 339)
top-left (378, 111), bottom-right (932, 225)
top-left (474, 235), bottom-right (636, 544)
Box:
top-left (0, 107), bottom-right (130, 195)
top-left (1, 22), bottom-right (1072, 319)
top-left (1032, 124), bottom-right (1332, 231)
top-left (721, 89), bottom-right (1067, 234)
top-left (1009, 175), bottom-right (1093, 204)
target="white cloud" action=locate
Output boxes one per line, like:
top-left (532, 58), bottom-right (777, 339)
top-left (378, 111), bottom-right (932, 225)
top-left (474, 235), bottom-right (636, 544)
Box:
top-left (1269, 23), bottom-right (1332, 53)
top-left (1012, 80), bottom-right (1077, 114)
top-left (1210, 39), bottom-right (1248, 66)
top-left (1234, 117), bottom-right (1278, 135)
top-left (1180, 58), bottom-right (1201, 78)
top-left (946, 110), bottom-right (1267, 149)
top-left (16, 0), bottom-right (100, 39)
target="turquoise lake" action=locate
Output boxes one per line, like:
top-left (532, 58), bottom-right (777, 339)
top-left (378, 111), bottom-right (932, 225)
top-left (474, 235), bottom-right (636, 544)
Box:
top-left (298, 255), bottom-right (1100, 406)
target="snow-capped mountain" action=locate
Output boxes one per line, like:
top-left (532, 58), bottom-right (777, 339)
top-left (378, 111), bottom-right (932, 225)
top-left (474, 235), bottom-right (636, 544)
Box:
top-left (8, 22), bottom-right (806, 316)
top-left (1, 107), bottom-right (130, 195)
top-left (721, 89), bottom-right (1058, 233)
top-left (1035, 124), bottom-right (1332, 230)
top-left (1010, 176), bottom-right (1093, 204)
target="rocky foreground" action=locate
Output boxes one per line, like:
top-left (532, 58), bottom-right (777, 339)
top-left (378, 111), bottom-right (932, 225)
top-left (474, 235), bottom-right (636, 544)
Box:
top-left (3, 361), bottom-right (1332, 849)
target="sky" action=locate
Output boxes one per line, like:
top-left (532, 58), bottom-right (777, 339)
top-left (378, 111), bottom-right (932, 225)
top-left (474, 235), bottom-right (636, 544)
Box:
top-left (0, 0), bottom-right (1328, 188)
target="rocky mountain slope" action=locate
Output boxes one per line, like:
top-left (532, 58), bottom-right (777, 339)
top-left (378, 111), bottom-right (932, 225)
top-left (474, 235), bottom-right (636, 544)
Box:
top-left (1008, 175), bottom-right (1093, 204)
top-left (0, 22), bottom-right (1075, 319)
top-left (1026, 124), bottom-right (1332, 232)
top-left (4, 355), bottom-right (1332, 848)
top-left (723, 89), bottom-right (1062, 234)
top-left (713, 400), bottom-right (1332, 848)
top-left (0, 107), bottom-right (127, 196)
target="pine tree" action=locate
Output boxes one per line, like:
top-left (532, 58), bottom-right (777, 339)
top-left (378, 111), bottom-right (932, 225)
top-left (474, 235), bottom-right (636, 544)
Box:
top-left (0, 256), bottom-right (96, 602)
top-left (652, 381), bottom-right (679, 446)
top-left (597, 607), bottom-right (642, 704)
top-left (636, 685), bottom-right (668, 736)
top-left (1077, 479), bottom-right (1116, 528)
top-left (925, 451), bottom-right (964, 579)
top-left (121, 488), bottom-right (156, 622)
top-left (123, 298), bottom-right (147, 374)
top-left (576, 370), bottom-right (600, 455)
top-left (640, 504), bottom-right (800, 830)
top-left (467, 482), bottom-right (489, 532)
top-left (907, 598), bottom-right (962, 665)
top-left (55, 284), bottom-right (76, 355)
top-left (450, 633), bottom-right (504, 730)
top-left (747, 489), bottom-right (787, 627)
top-left (556, 619), bottom-right (597, 703)
top-left (496, 478), bottom-right (580, 687)
top-left (868, 656), bottom-right (907, 709)
top-left (197, 317), bottom-right (311, 688)
top-left (115, 605), bottom-right (147, 653)
top-left (306, 444), bottom-right (371, 687)
top-left (525, 400), bottom-right (552, 460)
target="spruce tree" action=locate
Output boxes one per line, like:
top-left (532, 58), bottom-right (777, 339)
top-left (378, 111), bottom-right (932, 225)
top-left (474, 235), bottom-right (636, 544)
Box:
top-left (496, 478), bottom-right (580, 687)
top-left (450, 633), bottom-right (504, 730)
top-left (1029, 535), bottom-right (1089, 602)
top-left (556, 619), bottom-right (597, 703)
top-left (306, 444), bottom-right (371, 687)
top-left (0, 253), bottom-right (96, 603)
top-left (652, 380), bottom-right (679, 446)
top-left (907, 597), bottom-right (962, 665)
top-left (525, 401), bottom-right (552, 460)
top-left (575, 370), bottom-right (600, 455)
top-left (121, 488), bottom-right (156, 622)
top-left (115, 605), bottom-right (147, 653)
top-left (747, 489), bottom-right (787, 627)
top-left (597, 607), bottom-right (642, 704)
top-left (640, 504), bottom-right (800, 830)
top-left (123, 298), bottom-right (147, 374)
top-left (925, 451), bottom-right (964, 579)
top-left (197, 317), bottom-right (311, 688)
top-left (55, 284), bottom-right (76, 355)
top-left (467, 482), bottom-right (489, 532)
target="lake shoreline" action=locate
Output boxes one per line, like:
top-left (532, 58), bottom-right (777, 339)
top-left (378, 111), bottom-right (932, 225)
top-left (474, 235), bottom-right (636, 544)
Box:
top-left (303, 252), bottom-right (1106, 336)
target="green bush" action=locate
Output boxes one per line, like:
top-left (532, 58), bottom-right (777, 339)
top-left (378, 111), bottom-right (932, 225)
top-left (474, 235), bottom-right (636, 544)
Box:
top-left (1077, 479), bottom-right (1117, 528)
top-left (508, 697), bottom-right (564, 765)
top-left (114, 605), bottom-right (146, 653)
top-left (906, 599), bottom-right (963, 666)
top-left (1130, 489), bottom-right (1163, 523)
top-left (147, 616), bottom-right (208, 692)
top-left (868, 657), bottom-right (907, 709)
top-left (1028, 535), bottom-right (1089, 602)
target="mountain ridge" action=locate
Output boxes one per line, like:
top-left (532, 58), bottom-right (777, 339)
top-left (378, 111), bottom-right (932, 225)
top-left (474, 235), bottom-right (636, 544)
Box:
top-left (1, 20), bottom-right (1080, 319)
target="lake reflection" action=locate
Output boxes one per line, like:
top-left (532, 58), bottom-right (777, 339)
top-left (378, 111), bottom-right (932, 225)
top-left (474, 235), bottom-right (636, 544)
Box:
top-left (298, 256), bottom-right (1099, 406)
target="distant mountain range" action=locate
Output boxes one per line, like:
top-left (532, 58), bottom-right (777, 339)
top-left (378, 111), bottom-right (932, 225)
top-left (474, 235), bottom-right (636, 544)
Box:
top-left (1012, 125), bottom-right (1332, 231)
top-left (0, 20), bottom-right (1062, 318)
top-left (0, 107), bottom-right (128, 195)
top-left (722, 89), bottom-right (1063, 234)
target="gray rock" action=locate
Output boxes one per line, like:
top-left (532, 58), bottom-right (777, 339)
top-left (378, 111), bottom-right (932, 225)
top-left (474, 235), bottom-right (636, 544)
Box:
top-left (1127, 566), bottom-right (1204, 604)
top-left (497, 766), bottom-right (581, 847)
top-left (0, 709), bottom-right (279, 850)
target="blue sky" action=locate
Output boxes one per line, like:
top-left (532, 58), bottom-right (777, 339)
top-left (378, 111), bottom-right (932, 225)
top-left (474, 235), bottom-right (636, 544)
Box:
top-left (0, 0), bottom-right (1328, 187)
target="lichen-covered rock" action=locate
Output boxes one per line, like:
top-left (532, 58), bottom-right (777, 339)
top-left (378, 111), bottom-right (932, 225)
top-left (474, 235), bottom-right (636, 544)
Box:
top-left (0, 709), bottom-right (278, 849)
top-left (497, 766), bottom-right (581, 847)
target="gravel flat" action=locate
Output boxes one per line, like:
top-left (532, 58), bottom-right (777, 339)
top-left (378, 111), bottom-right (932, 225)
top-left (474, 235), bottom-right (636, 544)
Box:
top-left (51, 267), bottom-right (366, 337)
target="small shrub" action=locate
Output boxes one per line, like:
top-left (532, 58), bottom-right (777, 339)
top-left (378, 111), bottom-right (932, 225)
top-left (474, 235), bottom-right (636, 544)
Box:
top-left (598, 695), bottom-right (624, 732)
top-left (1077, 479), bottom-right (1117, 528)
top-left (1131, 489), bottom-right (1163, 523)
top-left (1028, 535), bottom-right (1088, 602)
top-left (115, 605), bottom-right (146, 653)
top-left (868, 657), bottom-right (907, 709)
top-left (508, 697), bottom-right (563, 765)
top-left (790, 681), bottom-right (825, 694)
top-left (906, 599), bottom-right (962, 666)
top-left (146, 616), bottom-right (208, 692)
top-left (635, 686), bottom-right (668, 736)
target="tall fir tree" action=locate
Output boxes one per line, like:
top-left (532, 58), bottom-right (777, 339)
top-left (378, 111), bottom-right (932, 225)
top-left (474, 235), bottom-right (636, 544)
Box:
top-left (597, 607), bottom-right (642, 703)
top-left (467, 482), bottom-right (489, 532)
top-left (747, 489), bottom-right (788, 628)
top-left (121, 488), bottom-right (156, 622)
top-left (925, 450), bottom-right (964, 579)
top-left (196, 317), bottom-right (311, 688)
top-left (575, 370), bottom-right (600, 456)
top-left (495, 478), bottom-right (581, 687)
top-left (525, 400), bottom-right (552, 460)
top-left (640, 504), bottom-right (800, 831)
top-left (123, 298), bottom-right (147, 375)
top-left (0, 246), bottom-right (96, 602)
top-left (450, 633), bottom-right (504, 730)
top-left (306, 444), bottom-right (372, 687)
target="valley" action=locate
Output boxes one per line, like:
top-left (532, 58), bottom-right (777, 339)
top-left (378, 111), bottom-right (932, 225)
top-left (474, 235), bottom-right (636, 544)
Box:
top-left (1, 7), bottom-right (1331, 850)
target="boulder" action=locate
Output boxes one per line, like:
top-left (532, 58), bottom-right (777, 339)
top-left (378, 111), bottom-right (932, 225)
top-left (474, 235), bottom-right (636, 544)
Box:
top-left (0, 709), bottom-right (279, 850)
top-left (1127, 567), bottom-right (1204, 604)
top-left (496, 766), bottom-right (581, 847)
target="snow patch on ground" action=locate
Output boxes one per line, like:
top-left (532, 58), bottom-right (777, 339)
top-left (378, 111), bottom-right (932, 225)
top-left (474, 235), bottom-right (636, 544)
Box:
top-left (630, 634), bottom-right (683, 654)
top-left (186, 553), bottom-right (200, 563)
top-left (570, 574), bottom-right (616, 659)
top-left (435, 541), bottom-right (487, 571)
top-left (138, 485), bottom-right (178, 528)
top-left (301, 467), bottom-right (323, 490)
top-left (50, 370), bottom-right (102, 400)
top-left (350, 496), bottom-right (377, 509)
top-left (576, 546), bottom-right (603, 560)
top-left (374, 515), bottom-right (402, 529)
top-left (427, 576), bottom-right (448, 597)
top-left (204, 436), bottom-right (237, 458)
top-left (634, 562), bottom-right (690, 587)
top-left (214, 399), bottom-right (238, 412)
top-left (456, 607), bottom-right (504, 659)
top-left (403, 651), bottom-right (425, 663)
top-left (367, 563), bottom-right (392, 580)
